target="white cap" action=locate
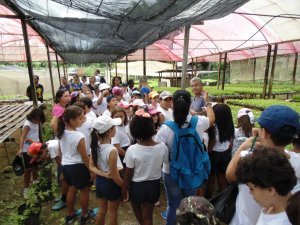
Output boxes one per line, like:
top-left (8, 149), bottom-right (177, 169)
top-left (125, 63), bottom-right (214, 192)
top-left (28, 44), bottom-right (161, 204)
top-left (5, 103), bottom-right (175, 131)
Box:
top-left (99, 83), bottom-right (110, 91)
top-left (237, 108), bottom-right (255, 124)
top-left (132, 99), bottom-right (146, 107)
top-left (92, 115), bottom-right (121, 134)
top-left (159, 91), bottom-right (172, 100)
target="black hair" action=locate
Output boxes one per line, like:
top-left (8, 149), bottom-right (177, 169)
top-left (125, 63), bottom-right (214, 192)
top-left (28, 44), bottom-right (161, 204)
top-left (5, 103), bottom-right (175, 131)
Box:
top-left (292, 131), bottom-right (300, 149)
top-left (70, 92), bottom-right (80, 105)
top-left (236, 146), bottom-right (296, 196)
top-left (130, 115), bottom-right (155, 140)
top-left (111, 107), bottom-right (128, 126)
top-left (209, 103), bottom-right (234, 144)
top-left (112, 76), bottom-right (121, 87)
top-left (264, 125), bottom-right (298, 147)
top-left (34, 75), bottom-right (39, 80)
top-left (79, 97), bottom-right (93, 109)
top-left (286, 191), bottom-right (300, 225)
top-left (128, 79), bottom-right (134, 86)
top-left (27, 107), bottom-right (46, 123)
top-left (55, 88), bottom-right (68, 104)
top-left (56, 106), bottom-right (83, 139)
top-left (72, 101), bottom-right (85, 110)
top-left (236, 115), bottom-right (253, 138)
top-left (172, 90), bottom-right (191, 127)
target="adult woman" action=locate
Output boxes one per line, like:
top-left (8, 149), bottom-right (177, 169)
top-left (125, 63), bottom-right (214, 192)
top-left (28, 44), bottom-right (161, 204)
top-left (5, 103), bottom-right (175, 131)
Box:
top-left (155, 90), bottom-right (215, 225)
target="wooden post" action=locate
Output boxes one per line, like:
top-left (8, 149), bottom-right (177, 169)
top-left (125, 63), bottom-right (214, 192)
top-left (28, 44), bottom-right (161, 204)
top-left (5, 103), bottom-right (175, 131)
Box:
top-left (143, 47), bottom-right (146, 79)
top-left (268, 44), bottom-right (278, 99)
top-left (55, 52), bottom-right (61, 85)
top-left (191, 58), bottom-right (194, 77)
top-left (253, 58), bottom-right (256, 83)
top-left (115, 62), bottom-right (118, 77)
top-left (181, 25), bottom-right (191, 89)
top-left (228, 61), bottom-right (231, 83)
top-left (21, 18), bottom-right (38, 107)
top-left (217, 53), bottom-right (222, 90)
top-left (46, 44), bottom-right (56, 103)
top-left (292, 53), bottom-right (298, 84)
top-left (62, 61), bottom-right (66, 78)
top-left (221, 52), bottom-right (227, 90)
top-left (175, 62), bottom-right (178, 87)
top-left (126, 55), bottom-right (129, 83)
top-left (262, 44), bottom-right (272, 99)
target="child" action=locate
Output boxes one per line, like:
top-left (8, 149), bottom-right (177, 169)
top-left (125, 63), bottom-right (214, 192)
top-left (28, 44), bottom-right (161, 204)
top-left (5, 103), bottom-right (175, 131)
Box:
top-left (57, 106), bottom-right (96, 224)
top-left (148, 91), bottom-right (160, 109)
top-left (80, 97), bottom-right (97, 119)
top-left (89, 115), bottom-right (124, 225)
top-left (111, 107), bottom-right (132, 166)
top-left (102, 95), bottom-right (118, 117)
top-left (206, 103), bottom-right (234, 199)
top-left (112, 87), bottom-right (124, 102)
top-left (148, 107), bottom-right (162, 133)
top-left (232, 108), bottom-right (254, 156)
top-left (18, 107), bottom-right (46, 196)
top-left (122, 109), bottom-right (168, 225)
top-left (236, 146), bottom-right (297, 225)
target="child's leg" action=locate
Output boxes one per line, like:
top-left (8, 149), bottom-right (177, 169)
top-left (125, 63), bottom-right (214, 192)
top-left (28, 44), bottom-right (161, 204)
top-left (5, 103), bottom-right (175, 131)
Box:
top-left (131, 202), bottom-right (143, 224)
top-left (107, 200), bottom-right (120, 225)
top-left (32, 167), bottom-right (38, 181)
top-left (141, 202), bottom-right (155, 225)
top-left (23, 168), bottom-right (32, 188)
top-left (96, 198), bottom-right (107, 225)
top-left (79, 186), bottom-right (90, 216)
top-left (66, 186), bottom-right (77, 216)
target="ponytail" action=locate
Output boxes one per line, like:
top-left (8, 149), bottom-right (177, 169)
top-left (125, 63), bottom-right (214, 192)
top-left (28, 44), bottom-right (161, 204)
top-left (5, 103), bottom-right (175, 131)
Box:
top-left (90, 129), bottom-right (99, 166)
top-left (56, 116), bottom-right (65, 139)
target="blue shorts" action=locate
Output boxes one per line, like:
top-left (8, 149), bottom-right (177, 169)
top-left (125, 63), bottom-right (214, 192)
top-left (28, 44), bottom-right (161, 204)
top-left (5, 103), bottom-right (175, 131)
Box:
top-left (62, 164), bottom-right (92, 189)
top-left (96, 176), bottom-right (121, 201)
top-left (23, 152), bottom-right (38, 169)
top-left (131, 179), bottom-right (160, 204)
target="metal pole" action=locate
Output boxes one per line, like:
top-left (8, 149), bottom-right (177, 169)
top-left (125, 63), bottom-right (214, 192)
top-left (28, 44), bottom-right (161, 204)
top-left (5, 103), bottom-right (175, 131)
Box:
top-left (217, 53), bottom-right (222, 90)
top-left (55, 52), bottom-right (61, 85)
top-left (46, 44), bottom-right (56, 103)
top-left (126, 55), bottom-right (129, 83)
top-left (143, 47), bottom-right (146, 79)
top-left (21, 17), bottom-right (38, 107)
top-left (253, 58), bottom-right (256, 83)
top-left (262, 44), bottom-right (272, 99)
top-left (292, 53), bottom-right (298, 84)
top-left (221, 52), bottom-right (227, 90)
top-left (181, 25), bottom-right (190, 90)
top-left (268, 43), bottom-right (278, 98)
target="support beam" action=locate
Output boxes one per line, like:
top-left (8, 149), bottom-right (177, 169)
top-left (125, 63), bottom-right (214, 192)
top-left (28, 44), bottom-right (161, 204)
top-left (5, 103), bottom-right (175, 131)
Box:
top-left (181, 25), bottom-right (190, 89)
top-left (143, 47), bottom-right (146, 78)
top-left (55, 53), bottom-right (61, 85)
top-left (62, 62), bottom-right (66, 78)
top-left (175, 62), bottom-right (178, 87)
top-left (253, 58), bottom-right (256, 83)
top-left (221, 52), bottom-right (227, 90)
top-left (115, 62), bottom-right (118, 77)
top-left (126, 55), bottom-right (129, 83)
top-left (217, 53), bottom-right (222, 90)
top-left (268, 43), bottom-right (278, 99)
top-left (262, 44), bottom-right (272, 99)
top-left (21, 18), bottom-right (38, 107)
top-left (46, 44), bottom-right (56, 103)
top-left (292, 53), bottom-right (298, 84)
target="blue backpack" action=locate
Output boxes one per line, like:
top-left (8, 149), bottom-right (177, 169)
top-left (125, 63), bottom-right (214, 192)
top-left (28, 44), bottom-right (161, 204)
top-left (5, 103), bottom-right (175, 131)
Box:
top-left (165, 116), bottom-right (211, 190)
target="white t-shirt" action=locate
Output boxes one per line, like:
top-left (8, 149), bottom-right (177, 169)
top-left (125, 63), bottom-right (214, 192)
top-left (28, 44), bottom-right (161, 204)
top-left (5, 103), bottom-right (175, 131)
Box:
top-left (22, 120), bottom-right (40, 152)
top-left (212, 127), bottom-right (231, 152)
top-left (155, 114), bottom-right (210, 174)
top-left (102, 109), bottom-right (112, 117)
top-left (230, 149), bottom-right (300, 225)
top-left (123, 92), bottom-right (131, 103)
top-left (86, 110), bottom-right (97, 119)
top-left (97, 144), bottom-right (123, 172)
top-left (77, 116), bottom-right (94, 155)
top-left (92, 95), bottom-right (107, 115)
top-left (123, 142), bottom-right (169, 182)
top-left (111, 125), bottom-right (131, 147)
top-left (60, 130), bottom-right (86, 165)
top-left (46, 139), bottom-right (59, 159)
top-left (256, 210), bottom-right (291, 225)
top-left (157, 106), bottom-right (173, 121)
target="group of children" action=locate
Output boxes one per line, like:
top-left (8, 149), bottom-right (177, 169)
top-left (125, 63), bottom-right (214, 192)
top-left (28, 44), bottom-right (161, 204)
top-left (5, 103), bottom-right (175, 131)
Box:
top-left (18, 74), bottom-right (300, 225)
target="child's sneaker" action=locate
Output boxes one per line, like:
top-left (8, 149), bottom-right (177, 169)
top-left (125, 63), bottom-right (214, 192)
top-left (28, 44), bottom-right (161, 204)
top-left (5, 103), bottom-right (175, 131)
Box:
top-left (65, 214), bottom-right (76, 225)
top-left (80, 209), bottom-right (97, 225)
top-left (160, 211), bottom-right (167, 220)
top-left (54, 195), bottom-right (62, 203)
top-left (52, 200), bottom-right (66, 211)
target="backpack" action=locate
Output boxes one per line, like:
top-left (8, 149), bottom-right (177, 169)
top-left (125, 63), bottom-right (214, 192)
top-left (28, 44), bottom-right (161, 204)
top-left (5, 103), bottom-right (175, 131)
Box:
top-left (165, 116), bottom-right (211, 190)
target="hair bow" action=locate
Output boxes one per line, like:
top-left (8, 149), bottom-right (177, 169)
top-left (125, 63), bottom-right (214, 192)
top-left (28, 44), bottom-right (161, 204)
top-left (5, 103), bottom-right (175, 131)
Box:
top-left (135, 109), bottom-right (150, 118)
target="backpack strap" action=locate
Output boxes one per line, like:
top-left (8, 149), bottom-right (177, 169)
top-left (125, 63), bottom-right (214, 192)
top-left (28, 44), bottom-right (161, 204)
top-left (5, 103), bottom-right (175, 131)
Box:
top-left (189, 116), bottom-right (198, 129)
top-left (164, 120), bottom-right (180, 133)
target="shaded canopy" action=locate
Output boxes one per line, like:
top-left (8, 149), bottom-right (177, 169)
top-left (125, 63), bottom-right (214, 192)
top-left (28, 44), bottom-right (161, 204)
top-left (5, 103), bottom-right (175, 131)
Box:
top-left (1, 0), bottom-right (248, 63)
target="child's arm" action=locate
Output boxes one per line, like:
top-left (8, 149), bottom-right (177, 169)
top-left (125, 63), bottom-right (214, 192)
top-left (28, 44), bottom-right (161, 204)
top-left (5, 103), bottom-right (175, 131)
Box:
top-left (114, 144), bottom-right (126, 157)
top-left (122, 167), bottom-right (134, 201)
top-left (108, 148), bottom-right (123, 187)
top-left (50, 116), bottom-right (59, 133)
top-left (77, 138), bottom-right (90, 169)
top-left (18, 125), bottom-right (30, 155)
top-left (89, 155), bottom-right (111, 178)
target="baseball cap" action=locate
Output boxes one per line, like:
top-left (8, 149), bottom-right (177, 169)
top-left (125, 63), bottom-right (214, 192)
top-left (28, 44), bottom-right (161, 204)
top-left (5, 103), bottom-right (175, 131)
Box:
top-left (149, 107), bottom-right (159, 115)
top-left (28, 142), bottom-right (47, 164)
top-left (140, 86), bottom-right (150, 95)
top-left (256, 105), bottom-right (300, 135)
top-left (99, 83), bottom-right (110, 91)
top-left (132, 99), bottom-right (146, 107)
top-left (176, 196), bottom-right (220, 225)
top-left (159, 91), bottom-right (172, 100)
top-left (121, 82), bottom-right (128, 87)
top-left (118, 101), bottom-right (131, 109)
top-left (237, 108), bottom-right (255, 124)
top-left (112, 87), bottom-right (123, 96)
top-left (131, 90), bottom-right (142, 97)
top-left (106, 95), bottom-right (116, 103)
top-left (92, 115), bottom-right (122, 134)
top-left (12, 155), bottom-right (25, 176)
top-left (149, 91), bottom-right (159, 99)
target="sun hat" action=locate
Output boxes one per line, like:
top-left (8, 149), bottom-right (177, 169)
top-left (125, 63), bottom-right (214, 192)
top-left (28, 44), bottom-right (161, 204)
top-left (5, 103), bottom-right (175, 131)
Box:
top-left (237, 108), bottom-right (255, 124)
top-left (12, 155), bottom-right (25, 176)
top-left (118, 101), bottom-right (131, 109)
top-left (132, 99), bottom-right (146, 107)
top-left (149, 107), bottom-right (159, 115)
top-left (131, 90), bottom-right (142, 97)
top-left (256, 105), bottom-right (299, 135)
top-left (159, 91), bottom-right (172, 100)
top-left (148, 91), bottom-right (159, 99)
top-left (112, 87), bottom-right (123, 96)
top-left (99, 83), bottom-right (110, 91)
top-left (176, 196), bottom-right (220, 225)
top-left (106, 95), bottom-right (116, 103)
top-left (92, 115), bottom-right (122, 134)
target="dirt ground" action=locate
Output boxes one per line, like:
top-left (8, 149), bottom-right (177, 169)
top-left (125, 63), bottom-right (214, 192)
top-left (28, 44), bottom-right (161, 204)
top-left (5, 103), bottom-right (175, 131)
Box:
top-left (0, 130), bottom-right (167, 225)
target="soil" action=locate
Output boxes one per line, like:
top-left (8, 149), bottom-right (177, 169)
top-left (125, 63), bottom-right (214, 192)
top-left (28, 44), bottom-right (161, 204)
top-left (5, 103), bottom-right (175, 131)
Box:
top-left (0, 130), bottom-right (167, 225)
